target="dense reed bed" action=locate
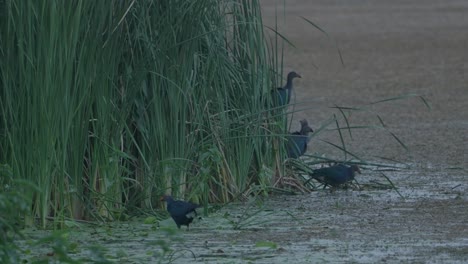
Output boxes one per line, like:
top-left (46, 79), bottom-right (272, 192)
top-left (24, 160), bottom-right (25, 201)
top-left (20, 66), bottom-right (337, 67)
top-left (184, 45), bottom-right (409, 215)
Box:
top-left (0, 0), bottom-right (287, 227)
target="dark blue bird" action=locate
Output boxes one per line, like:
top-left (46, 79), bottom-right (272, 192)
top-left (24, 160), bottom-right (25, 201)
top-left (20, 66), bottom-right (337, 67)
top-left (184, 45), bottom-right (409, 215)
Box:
top-left (307, 164), bottom-right (361, 188)
top-left (272, 71), bottom-right (302, 106)
top-left (286, 119), bottom-right (314, 158)
top-left (161, 195), bottom-right (200, 230)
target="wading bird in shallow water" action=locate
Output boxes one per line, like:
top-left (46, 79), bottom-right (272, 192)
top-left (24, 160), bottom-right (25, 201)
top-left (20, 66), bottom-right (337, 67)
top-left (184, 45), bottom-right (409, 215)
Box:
top-left (306, 164), bottom-right (361, 189)
top-left (160, 195), bottom-right (200, 230)
top-left (286, 119), bottom-right (314, 159)
top-left (272, 71), bottom-right (302, 106)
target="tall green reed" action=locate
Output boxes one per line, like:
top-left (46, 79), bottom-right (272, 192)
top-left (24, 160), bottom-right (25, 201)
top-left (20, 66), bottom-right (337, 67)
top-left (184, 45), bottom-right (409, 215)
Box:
top-left (0, 1), bottom-right (135, 226)
top-left (128, 0), bottom-right (279, 204)
top-left (0, 0), bottom-right (283, 226)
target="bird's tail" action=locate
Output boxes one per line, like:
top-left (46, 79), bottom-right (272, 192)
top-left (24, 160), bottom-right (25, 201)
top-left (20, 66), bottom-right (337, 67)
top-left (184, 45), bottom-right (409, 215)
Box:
top-left (303, 171), bottom-right (324, 185)
top-left (309, 171), bottom-right (327, 182)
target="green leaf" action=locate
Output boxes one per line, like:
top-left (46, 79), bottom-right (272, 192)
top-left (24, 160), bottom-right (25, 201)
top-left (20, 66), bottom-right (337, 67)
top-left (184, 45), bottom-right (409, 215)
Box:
top-left (255, 241), bottom-right (278, 249)
top-left (144, 216), bottom-right (158, 225)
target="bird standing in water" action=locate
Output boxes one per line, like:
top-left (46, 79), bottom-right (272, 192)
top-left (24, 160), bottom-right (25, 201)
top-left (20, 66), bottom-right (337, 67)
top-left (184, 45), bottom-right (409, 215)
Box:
top-left (306, 164), bottom-right (361, 189)
top-left (160, 195), bottom-right (200, 230)
top-left (286, 119), bottom-right (314, 159)
top-left (273, 71), bottom-right (302, 106)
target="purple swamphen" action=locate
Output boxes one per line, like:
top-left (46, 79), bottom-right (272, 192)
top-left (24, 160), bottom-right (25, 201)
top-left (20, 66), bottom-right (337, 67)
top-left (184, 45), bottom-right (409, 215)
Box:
top-left (160, 195), bottom-right (200, 230)
top-left (287, 119), bottom-right (314, 159)
top-left (306, 164), bottom-right (361, 188)
top-left (273, 71), bottom-right (302, 106)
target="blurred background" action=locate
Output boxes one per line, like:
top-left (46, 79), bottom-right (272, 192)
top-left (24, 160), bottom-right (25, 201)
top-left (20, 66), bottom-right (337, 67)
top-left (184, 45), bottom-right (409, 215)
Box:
top-left (261, 0), bottom-right (468, 168)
